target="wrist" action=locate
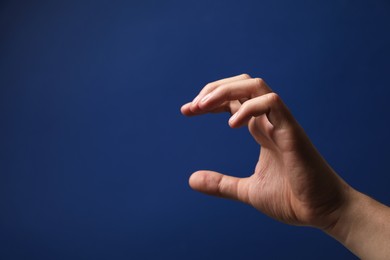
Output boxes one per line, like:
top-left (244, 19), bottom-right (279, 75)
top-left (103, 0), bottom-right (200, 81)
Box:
top-left (322, 186), bottom-right (363, 240)
top-left (323, 187), bottom-right (390, 259)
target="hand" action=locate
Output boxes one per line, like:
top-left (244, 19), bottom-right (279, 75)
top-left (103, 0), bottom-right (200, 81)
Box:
top-left (181, 74), bottom-right (351, 230)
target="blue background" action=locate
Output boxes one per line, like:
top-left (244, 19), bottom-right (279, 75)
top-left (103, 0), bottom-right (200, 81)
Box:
top-left (1, 0), bottom-right (389, 259)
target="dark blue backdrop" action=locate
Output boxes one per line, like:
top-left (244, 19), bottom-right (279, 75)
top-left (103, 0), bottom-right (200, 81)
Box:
top-left (1, 0), bottom-right (389, 259)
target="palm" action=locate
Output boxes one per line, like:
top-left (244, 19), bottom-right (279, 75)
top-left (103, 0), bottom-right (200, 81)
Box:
top-left (246, 116), bottom-right (346, 228)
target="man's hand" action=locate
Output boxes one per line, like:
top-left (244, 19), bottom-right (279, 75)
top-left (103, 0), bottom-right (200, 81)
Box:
top-left (181, 74), bottom-right (350, 229)
top-left (181, 74), bottom-right (390, 259)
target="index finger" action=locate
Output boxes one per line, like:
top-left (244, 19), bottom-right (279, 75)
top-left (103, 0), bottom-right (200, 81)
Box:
top-left (190, 74), bottom-right (252, 113)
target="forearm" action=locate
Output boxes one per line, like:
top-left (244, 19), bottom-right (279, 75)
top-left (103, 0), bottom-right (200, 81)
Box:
top-left (325, 188), bottom-right (390, 259)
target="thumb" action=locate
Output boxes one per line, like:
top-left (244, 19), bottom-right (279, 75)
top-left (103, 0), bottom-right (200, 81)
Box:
top-left (189, 170), bottom-right (250, 204)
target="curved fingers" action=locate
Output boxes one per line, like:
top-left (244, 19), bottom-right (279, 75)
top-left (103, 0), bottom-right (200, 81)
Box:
top-left (197, 78), bottom-right (272, 111)
top-left (181, 100), bottom-right (241, 116)
top-left (190, 74), bottom-right (251, 113)
top-left (228, 93), bottom-right (294, 130)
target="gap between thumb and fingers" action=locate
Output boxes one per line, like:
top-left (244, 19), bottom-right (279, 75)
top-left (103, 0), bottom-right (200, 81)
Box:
top-left (189, 170), bottom-right (250, 204)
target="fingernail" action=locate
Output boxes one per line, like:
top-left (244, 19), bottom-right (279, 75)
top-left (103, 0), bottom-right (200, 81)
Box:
top-left (229, 113), bottom-right (238, 123)
top-left (192, 95), bottom-right (200, 104)
top-left (201, 93), bottom-right (212, 103)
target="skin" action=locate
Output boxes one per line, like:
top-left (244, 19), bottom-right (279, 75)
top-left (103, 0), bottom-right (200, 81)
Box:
top-left (181, 74), bottom-right (390, 259)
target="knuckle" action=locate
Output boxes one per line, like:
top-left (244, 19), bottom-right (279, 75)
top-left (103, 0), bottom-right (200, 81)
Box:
top-left (267, 92), bottom-right (281, 104)
top-left (253, 77), bottom-right (265, 87)
top-left (240, 73), bottom-right (251, 79)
